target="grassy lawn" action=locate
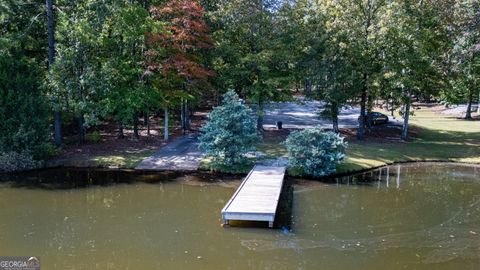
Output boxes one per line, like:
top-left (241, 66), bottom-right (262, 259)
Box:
top-left (256, 139), bottom-right (288, 158)
top-left (47, 106), bottom-right (479, 176)
top-left (87, 150), bottom-right (157, 168)
top-left (46, 149), bottom-right (157, 169)
top-left (337, 108), bottom-right (480, 174)
top-left (253, 106), bottom-right (480, 176)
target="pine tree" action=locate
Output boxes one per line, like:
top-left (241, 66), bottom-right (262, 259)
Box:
top-left (199, 90), bottom-right (260, 170)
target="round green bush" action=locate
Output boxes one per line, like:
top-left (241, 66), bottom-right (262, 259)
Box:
top-left (284, 128), bottom-right (347, 177)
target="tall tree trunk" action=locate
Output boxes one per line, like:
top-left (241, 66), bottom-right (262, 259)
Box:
top-left (185, 100), bottom-right (191, 130)
top-left (78, 115), bottom-right (85, 144)
top-left (401, 89), bottom-right (412, 141)
top-left (358, 0), bottom-right (372, 140)
top-left (117, 121), bottom-right (124, 139)
top-left (133, 113), bottom-right (139, 139)
top-left (47, 0), bottom-right (62, 146)
top-left (390, 94), bottom-right (395, 116)
top-left (181, 99), bottom-right (186, 134)
top-left (366, 93), bottom-right (373, 129)
top-left (304, 78), bottom-right (312, 97)
top-left (145, 111), bottom-right (150, 137)
top-left (54, 111), bottom-right (62, 146)
top-left (78, 82), bottom-right (85, 144)
top-left (331, 101), bottom-right (339, 133)
top-left (357, 74), bottom-right (368, 140)
top-left (257, 101), bottom-right (265, 132)
top-left (47, 0), bottom-right (54, 67)
top-left (308, 79), bottom-right (312, 96)
top-left (465, 88), bottom-right (473, 119)
top-left (164, 107), bottom-right (169, 141)
top-left (477, 90), bottom-right (480, 114)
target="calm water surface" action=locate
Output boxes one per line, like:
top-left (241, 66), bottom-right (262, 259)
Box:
top-left (0, 163), bottom-right (479, 269)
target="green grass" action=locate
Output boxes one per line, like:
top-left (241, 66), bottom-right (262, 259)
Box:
top-left (202, 108), bottom-right (480, 176)
top-left (198, 135), bottom-right (289, 174)
top-left (256, 140), bottom-right (288, 158)
top-left (337, 109), bottom-right (480, 174)
top-left (46, 150), bottom-right (157, 169)
top-left (48, 107), bottom-right (480, 176)
top-left (198, 156), bottom-right (256, 174)
top-left (88, 150), bottom-right (157, 168)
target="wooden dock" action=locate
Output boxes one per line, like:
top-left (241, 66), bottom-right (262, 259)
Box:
top-left (221, 165), bottom-right (286, 228)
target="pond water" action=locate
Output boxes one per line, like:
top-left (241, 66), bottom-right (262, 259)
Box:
top-left (0, 163), bottom-right (479, 269)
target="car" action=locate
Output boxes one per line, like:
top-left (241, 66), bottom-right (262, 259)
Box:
top-left (358, 111), bottom-right (389, 125)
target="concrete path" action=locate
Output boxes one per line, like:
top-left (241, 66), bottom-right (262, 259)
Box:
top-left (263, 99), bottom-right (324, 129)
top-left (136, 134), bottom-right (204, 171)
top-left (442, 104), bottom-right (479, 117)
top-left (263, 98), bottom-right (402, 129)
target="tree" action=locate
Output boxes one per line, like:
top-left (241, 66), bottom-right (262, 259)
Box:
top-left (146, 0), bottom-right (214, 140)
top-left (297, 0), bottom-right (360, 132)
top-left (48, 0), bottom-right (155, 142)
top-left (210, 0), bottom-right (291, 131)
top-left (47, 0), bottom-right (104, 143)
top-left (46, 0), bottom-right (62, 146)
top-left (99, 2), bottom-right (153, 140)
top-left (0, 54), bottom-right (49, 158)
top-left (316, 53), bottom-right (360, 133)
top-left (0, 0), bottom-right (50, 164)
top-left (199, 90), bottom-right (260, 170)
top-left (449, 0), bottom-right (480, 119)
top-left (328, 0), bottom-right (387, 140)
top-left (382, 0), bottom-right (451, 140)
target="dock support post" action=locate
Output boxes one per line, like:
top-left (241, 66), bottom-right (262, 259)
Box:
top-left (268, 221), bottom-right (273, 228)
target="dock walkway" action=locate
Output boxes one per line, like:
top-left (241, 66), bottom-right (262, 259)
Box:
top-left (221, 165), bottom-right (286, 228)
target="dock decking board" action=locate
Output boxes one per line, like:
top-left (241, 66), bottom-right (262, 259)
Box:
top-left (221, 165), bottom-right (286, 228)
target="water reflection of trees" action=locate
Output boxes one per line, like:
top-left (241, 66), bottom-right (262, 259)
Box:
top-left (332, 164), bottom-right (480, 222)
top-left (336, 163), bottom-right (479, 192)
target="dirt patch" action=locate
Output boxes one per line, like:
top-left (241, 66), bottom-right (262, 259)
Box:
top-left (262, 128), bottom-right (293, 142)
top-left (52, 136), bottom-right (165, 161)
top-left (47, 110), bottom-right (209, 166)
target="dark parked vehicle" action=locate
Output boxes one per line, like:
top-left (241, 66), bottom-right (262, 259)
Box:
top-left (358, 112), bottom-right (389, 125)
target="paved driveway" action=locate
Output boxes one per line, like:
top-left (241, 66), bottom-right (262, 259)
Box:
top-left (137, 98), bottom-right (403, 171)
top-left (263, 98), bottom-right (402, 129)
top-left (136, 134), bottom-right (204, 171)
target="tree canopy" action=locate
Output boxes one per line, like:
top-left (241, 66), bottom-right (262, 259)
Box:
top-left (0, 0), bottom-right (477, 165)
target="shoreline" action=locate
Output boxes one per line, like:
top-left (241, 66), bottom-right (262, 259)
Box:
top-left (22, 159), bottom-right (480, 180)
top-left (23, 104), bottom-right (479, 180)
